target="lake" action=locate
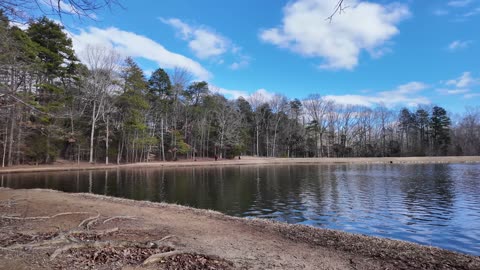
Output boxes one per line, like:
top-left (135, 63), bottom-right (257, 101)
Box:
top-left (1, 163), bottom-right (480, 255)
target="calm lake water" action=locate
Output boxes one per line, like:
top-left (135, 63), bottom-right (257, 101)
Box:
top-left (2, 163), bottom-right (480, 255)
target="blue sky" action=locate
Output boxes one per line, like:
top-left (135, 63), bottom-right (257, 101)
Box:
top-left (47, 0), bottom-right (480, 112)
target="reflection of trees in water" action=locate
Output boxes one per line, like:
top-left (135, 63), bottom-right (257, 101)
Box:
top-left (0, 164), bottom-right (466, 226)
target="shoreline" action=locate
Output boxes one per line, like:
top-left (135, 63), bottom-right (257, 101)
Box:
top-left (1, 156), bottom-right (480, 174)
top-left (1, 188), bottom-right (479, 269)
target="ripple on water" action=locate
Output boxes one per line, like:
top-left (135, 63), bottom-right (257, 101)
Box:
top-left (3, 163), bottom-right (480, 255)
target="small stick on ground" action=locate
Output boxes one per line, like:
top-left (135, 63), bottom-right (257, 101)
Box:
top-left (143, 250), bottom-right (184, 265)
top-left (155, 235), bottom-right (176, 244)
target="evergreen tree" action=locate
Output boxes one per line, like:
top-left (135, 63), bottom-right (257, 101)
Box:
top-left (430, 106), bottom-right (451, 155)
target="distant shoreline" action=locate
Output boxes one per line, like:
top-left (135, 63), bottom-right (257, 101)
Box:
top-left (1, 156), bottom-right (479, 174)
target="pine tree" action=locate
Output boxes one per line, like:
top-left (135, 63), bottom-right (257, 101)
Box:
top-left (430, 106), bottom-right (451, 156)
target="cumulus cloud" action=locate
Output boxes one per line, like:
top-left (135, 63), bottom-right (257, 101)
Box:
top-left (161, 18), bottom-right (228, 59)
top-left (439, 72), bottom-right (479, 98)
top-left (211, 86), bottom-right (248, 99)
top-left (68, 26), bottom-right (211, 80)
top-left (448, 40), bottom-right (472, 51)
top-left (446, 72), bottom-right (478, 88)
top-left (161, 18), bottom-right (250, 69)
top-left (210, 86), bottom-right (275, 101)
top-left (259, 0), bottom-right (410, 70)
top-left (325, 82), bottom-right (430, 107)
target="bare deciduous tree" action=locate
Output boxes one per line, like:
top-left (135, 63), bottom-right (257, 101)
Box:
top-left (82, 45), bottom-right (121, 163)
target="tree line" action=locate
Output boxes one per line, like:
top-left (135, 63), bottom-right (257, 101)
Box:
top-left (1, 15), bottom-right (479, 166)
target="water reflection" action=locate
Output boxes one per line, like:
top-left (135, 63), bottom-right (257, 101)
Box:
top-left (2, 163), bottom-right (480, 255)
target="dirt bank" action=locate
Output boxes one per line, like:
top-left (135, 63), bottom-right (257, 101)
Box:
top-left (1, 156), bottom-right (479, 174)
top-left (1, 188), bottom-right (479, 269)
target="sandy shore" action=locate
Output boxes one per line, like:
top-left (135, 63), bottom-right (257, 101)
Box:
top-left (1, 156), bottom-right (479, 174)
top-left (1, 188), bottom-right (479, 270)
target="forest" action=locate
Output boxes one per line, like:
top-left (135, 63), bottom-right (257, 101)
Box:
top-left (1, 15), bottom-right (479, 167)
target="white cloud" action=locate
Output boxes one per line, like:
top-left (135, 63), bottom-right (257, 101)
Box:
top-left (161, 18), bottom-right (228, 59)
top-left (211, 86), bottom-right (275, 101)
top-left (229, 56), bottom-right (251, 70)
top-left (447, 0), bottom-right (473, 7)
top-left (259, 0), bottom-right (410, 70)
top-left (325, 82), bottom-right (430, 107)
top-left (10, 21), bottom-right (29, 30)
top-left (188, 29), bottom-right (228, 59)
top-left (437, 88), bottom-right (470, 95)
top-left (448, 40), bottom-right (472, 51)
top-left (254, 88), bottom-right (275, 101)
top-left (211, 86), bottom-right (248, 99)
top-left (437, 72), bottom-right (479, 97)
top-left (161, 18), bottom-right (250, 69)
top-left (68, 26), bottom-right (211, 80)
top-left (446, 72), bottom-right (478, 88)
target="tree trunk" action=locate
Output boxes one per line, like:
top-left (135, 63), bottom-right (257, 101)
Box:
top-left (2, 124), bottom-right (7, 167)
top-left (105, 114), bottom-right (109, 165)
top-left (77, 144), bottom-right (81, 164)
top-left (256, 124), bottom-right (259, 156)
top-left (273, 121), bottom-right (279, 157)
top-left (160, 117), bottom-right (165, 161)
top-left (89, 102), bottom-right (97, 163)
top-left (7, 108), bottom-right (15, 166)
top-left (319, 132), bottom-right (323, 157)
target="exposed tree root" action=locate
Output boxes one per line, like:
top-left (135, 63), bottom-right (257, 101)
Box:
top-left (49, 239), bottom-right (178, 260)
top-left (69, 227), bottom-right (119, 236)
top-left (78, 212), bottom-right (100, 228)
top-left (102, 216), bottom-right (138, 224)
top-left (1, 212), bottom-right (92, 220)
top-left (0, 210), bottom-right (181, 267)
